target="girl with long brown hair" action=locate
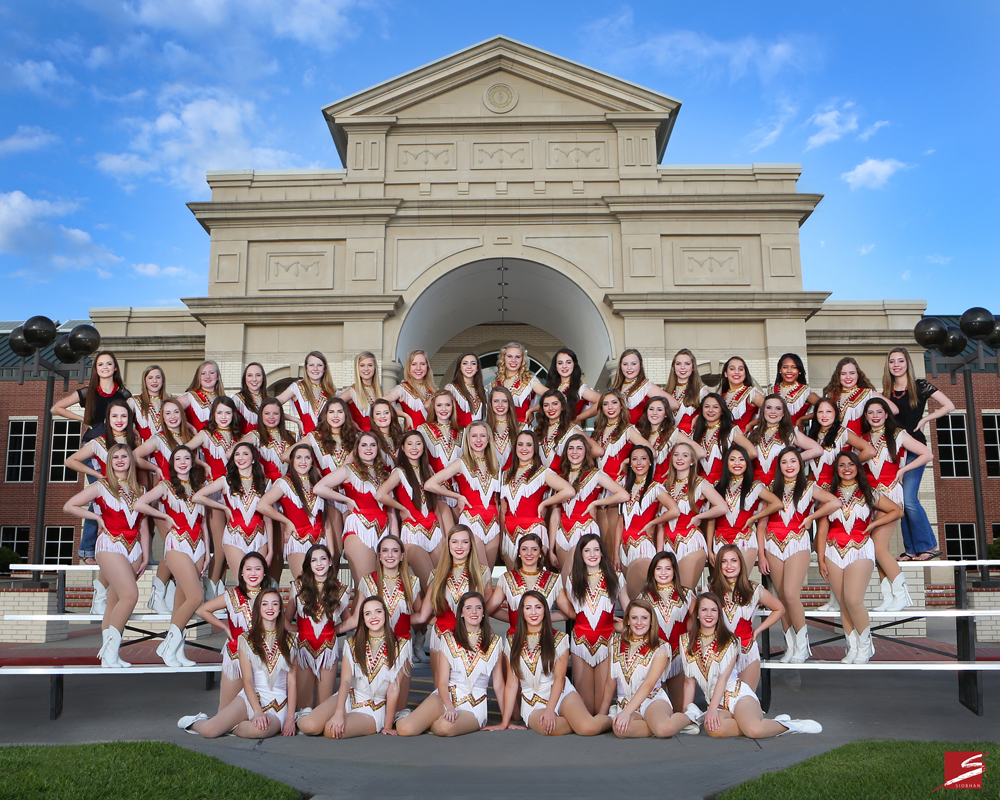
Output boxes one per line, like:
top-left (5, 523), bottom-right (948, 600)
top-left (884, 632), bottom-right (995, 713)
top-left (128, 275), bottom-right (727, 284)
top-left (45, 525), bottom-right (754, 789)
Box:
top-left (276, 351), bottom-right (337, 435)
top-left (636, 396), bottom-right (705, 483)
top-left (691, 392), bottom-right (756, 487)
top-left (487, 533), bottom-right (563, 634)
top-left (606, 349), bottom-right (674, 425)
top-left (445, 351), bottom-right (487, 428)
top-left (638, 552), bottom-right (692, 710)
top-left (180, 587), bottom-right (298, 738)
top-left (822, 356), bottom-right (896, 436)
top-left (232, 362), bottom-right (267, 437)
top-left (418, 389), bottom-right (463, 532)
top-left (772, 353), bottom-right (819, 427)
top-left (665, 349), bottom-right (707, 434)
top-left (746, 394), bottom-right (822, 486)
top-left (718, 356), bottom-right (764, 433)
top-left (297, 595), bottom-right (411, 737)
top-left (177, 360), bottom-right (223, 433)
top-left (368, 398), bottom-right (404, 465)
top-left (485, 385), bottom-right (520, 471)
top-left (239, 397), bottom-right (295, 484)
top-left (127, 364), bottom-right (166, 443)
top-left (383, 349), bottom-right (436, 429)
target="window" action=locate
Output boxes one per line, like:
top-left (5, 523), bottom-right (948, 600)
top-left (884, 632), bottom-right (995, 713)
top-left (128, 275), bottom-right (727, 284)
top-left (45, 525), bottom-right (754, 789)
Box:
top-left (43, 526), bottom-right (75, 565)
top-left (5, 418), bottom-right (37, 482)
top-left (943, 523), bottom-right (978, 560)
top-left (984, 414), bottom-right (1000, 478)
top-left (937, 414), bottom-right (970, 478)
top-left (49, 419), bottom-right (83, 482)
top-left (0, 526), bottom-right (30, 559)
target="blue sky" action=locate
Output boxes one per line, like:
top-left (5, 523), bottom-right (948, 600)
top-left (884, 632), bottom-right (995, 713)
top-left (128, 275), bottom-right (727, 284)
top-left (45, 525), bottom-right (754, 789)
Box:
top-left (1, 0), bottom-right (997, 321)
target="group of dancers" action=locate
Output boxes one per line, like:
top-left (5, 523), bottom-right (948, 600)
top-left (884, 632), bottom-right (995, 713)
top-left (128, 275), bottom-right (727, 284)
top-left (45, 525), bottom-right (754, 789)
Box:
top-left (53, 341), bottom-right (951, 739)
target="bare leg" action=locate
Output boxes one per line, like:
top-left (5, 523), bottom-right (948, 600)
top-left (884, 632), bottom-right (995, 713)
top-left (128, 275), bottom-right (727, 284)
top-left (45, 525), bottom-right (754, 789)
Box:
top-left (266, 527), bottom-right (283, 583)
top-left (297, 668), bottom-right (317, 710)
top-left (191, 697), bottom-right (248, 738)
top-left (738, 659), bottom-right (760, 692)
top-left (406, 545), bottom-right (433, 588)
top-left (154, 518), bottom-right (173, 583)
top-left (559, 691), bottom-right (612, 735)
top-left (429, 535), bottom-right (444, 569)
top-left (316, 667), bottom-right (337, 706)
top-left (231, 714), bottom-right (281, 739)
top-left (613, 710), bottom-right (651, 738)
top-left (732, 696), bottom-right (788, 739)
top-left (777, 550), bottom-right (810, 633)
top-left (296, 692), bottom-right (339, 735)
top-left (843, 559), bottom-right (875, 634)
top-left (484, 534), bottom-right (500, 571)
top-left (435, 501), bottom-right (454, 536)
top-left (208, 509), bottom-right (226, 584)
top-left (872, 526), bottom-right (900, 582)
top-left (596, 508), bottom-right (617, 555)
top-left (625, 558), bottom-right (651, 600)
top-left (396, 692), bottom-right (445, 736)
top-left (825, 562), bottom-right (853, 634)
top-left (343, 536), bottom-right (377, 589)
top-left (286, 552), bottom-right (306, 581)
top-left (96, 552), bottom-right (138, 632)
top-left (164, 551), bottom-right (203, 629)
top-left (644, 700), bottom-right (694, 738)
top-left (571, 656), bottom-right (597, 714)
top-left (218, 675), bottom-right (242, 713)
top-left (768, 553), bottom-right (789, 635)
top-left (677, 551), bottom-right (707, 592)
top-left (528, 708), bottom-right (574, 736)
top-left (665, 673), bottom-right (685, 712)
top-left (743, 547), bottom-right (758, 574)
top-left (705, 708), bottom-right (742, 738)
top-left (224, 545), bottom-right (247, 581)
top-left (430, 709), bottom-right (481, 737)
top-left (326, 712), bottom-right (378, 739)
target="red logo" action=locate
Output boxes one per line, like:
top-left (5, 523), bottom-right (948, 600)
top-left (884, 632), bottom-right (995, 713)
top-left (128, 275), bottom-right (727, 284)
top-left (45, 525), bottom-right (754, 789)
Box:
top-left (933, 752), bottom-right (987, 791)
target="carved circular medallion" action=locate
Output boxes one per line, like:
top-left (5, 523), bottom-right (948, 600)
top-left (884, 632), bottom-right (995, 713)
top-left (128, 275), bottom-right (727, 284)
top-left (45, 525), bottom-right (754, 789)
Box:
top-left (483, 83), bottom-right (518, 114)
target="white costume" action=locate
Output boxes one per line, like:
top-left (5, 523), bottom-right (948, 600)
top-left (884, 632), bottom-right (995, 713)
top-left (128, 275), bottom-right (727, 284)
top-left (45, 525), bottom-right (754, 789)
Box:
top-left (237, 631), bottom-right (297, 727)
top-left (608, 633), bottom-right (671, 715)
top-left (342, 636), bottom-right (412, 731)
top-left (434, 630), bottom-right (506, 727)
top-left (509, 630), bottom-right (576, 722)
top-left (680, 633), bottom-right (757, 714)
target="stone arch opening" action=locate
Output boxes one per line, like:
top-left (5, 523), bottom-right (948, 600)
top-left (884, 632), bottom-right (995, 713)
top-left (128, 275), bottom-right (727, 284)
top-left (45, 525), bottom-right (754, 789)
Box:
top-left (394, 257), bottom-right (615, 386)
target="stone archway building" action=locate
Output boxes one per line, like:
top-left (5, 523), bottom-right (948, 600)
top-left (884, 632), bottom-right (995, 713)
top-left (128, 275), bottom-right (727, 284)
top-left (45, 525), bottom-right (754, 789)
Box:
top-left (92, 36), bottom-right (924, 403)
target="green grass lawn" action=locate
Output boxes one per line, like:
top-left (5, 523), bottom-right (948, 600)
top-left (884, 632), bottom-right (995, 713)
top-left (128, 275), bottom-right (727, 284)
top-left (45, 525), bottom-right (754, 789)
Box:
top-left (719, 740), bottom-right (999, 800)
top-left (0, 741), bottom-right (301, 800)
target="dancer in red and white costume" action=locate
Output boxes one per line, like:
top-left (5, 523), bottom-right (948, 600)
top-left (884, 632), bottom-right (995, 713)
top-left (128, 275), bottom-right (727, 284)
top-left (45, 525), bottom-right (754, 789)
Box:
top-left (665, 349), bottom-right (708, 435)
top-left (539, 348), bottom-right (601, 421)
top-left (549, 434), bottom-right (628, 576)
top-left (709, 545), bottom-right (783, 691)
top-left (601, 599), bottom-right (698, 738)
top-left (297, 595), bottom-right (411, 737)
top-left (761, 448), bottom-right (839, 664)
top-left (860, 398), bottom-right (931, 613)
top-left (706, 445), bottom-right (781, 571)
top-left (446, 352), bottom-right (487, 428)
top-left (719, 356), bottom-right (765, 434)
top-left (486, 386), bottom-right (521, 471)
top-left (499, 430), bottom-right (574, 568)
top-left (194, 442), bottom-right (272, 578)
top-left (257, 443), bottom-right (331, 579)
top-left (681, 593), bottom-right (820, 738)
top-left (487, 533), bottom-right (563, 634)
top-left (556, 534), bottom-right (629, 715)
top-left (533, 389), bottom-right (591, 472)
top-left (377, 430), bottom-right (442, 587)
top-left (64, 400), bottom-right (143, 480)
top-left (602, 349), bottom-right (674, 425)
top-left (180, 588), bottom-right (298, 739)
top-left (638, 552), bottom-right (693, 710)
top-left (637, 397), bottom-right (705, 483)
top-left (822, 356), bottom-right (896, 436)
top-left (239, 398), bottom-right (295, 485)
top-left (691, 393), bottom-right (755, 486)
top-left (613, 446), bottom-right (679, 598)
top-left (177, 360), bottom-right (222, 434)
top-left (397, 591), bottom-right (506, 737)
top-left (660, 442), bottom-right (727, 591)
top-left (492, 591), bottom-right (611, 736)
top-left (195, 551), bottom-right (268, 711)
top-left (339, 351), bottom-right (382, 432)
top-left (136, 445), bottom-right (208, 668)
top-left (492, 341), bottom-right (546, 425)
top-left (773, 353), bottom-right (820, 427)
top-left (383, 349), bottom-right (436, 429)
top-left (746, 394), bottom-right (822, 486)
top-left (425, 421), bottom-right (501, 569)
top-left (368, 398), bottom-right (403, 467)
top-left (417, 390), bottom-right (462, 534)
top-left (232, 362), bottom-right (267, 437)
top-left (285, 544), bottom-right (352, 708)
top-left (315, 432), bottom-right (391, 587)
top-left (64, 444), bottom-right (150, 669)
top-left (815, 452), bottom-right (902, 664)
top-left (276, 351), bottom-right (337, 436)
top-left (128, 365), bottom-right (165, 443)
top-left (805, 397), bottom-right (875, 490)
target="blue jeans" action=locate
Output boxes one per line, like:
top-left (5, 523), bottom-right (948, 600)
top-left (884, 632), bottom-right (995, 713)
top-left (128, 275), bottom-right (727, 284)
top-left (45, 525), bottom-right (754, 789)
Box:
top-left (77, 460), bottom-right (99, 559)
top-left (900, 452), bottom-right (938, 555)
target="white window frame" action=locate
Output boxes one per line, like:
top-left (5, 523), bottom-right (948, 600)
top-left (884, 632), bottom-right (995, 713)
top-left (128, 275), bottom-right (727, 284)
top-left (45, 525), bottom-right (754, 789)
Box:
top-left (49, 419), bottom-right (83, 483)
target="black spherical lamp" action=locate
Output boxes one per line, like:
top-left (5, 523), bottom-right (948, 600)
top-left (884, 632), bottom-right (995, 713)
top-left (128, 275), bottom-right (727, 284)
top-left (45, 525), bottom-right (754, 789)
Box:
top-left (53, 335), bottom-right (82, 364)
top-left (8, 326), bottom-right (38, 358)
top-left (985, 317), bottom-right (1000, 350)
top-left (68, 324), bottom-right (101, 356)
top-left (23, 315), bottom-right (58, 347)
top-left (960, 307), bottom-right (996, 341)
top-left (938, 326), bottom-right (969, 358)
top-left (913, 317), bottom-right (947, 349)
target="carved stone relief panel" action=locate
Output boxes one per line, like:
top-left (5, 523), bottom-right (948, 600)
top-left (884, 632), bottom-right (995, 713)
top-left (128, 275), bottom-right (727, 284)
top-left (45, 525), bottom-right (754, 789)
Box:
top-left (546, 141), bottom-right (608, 168)
top-left (395, 143), bottom-right (457, 171)
top-left (251, 242), bottom-right (336, 292)
top-left (471, 142), bottom-right (532, 169)
top-left (669, 238), bottom-right (752, 287)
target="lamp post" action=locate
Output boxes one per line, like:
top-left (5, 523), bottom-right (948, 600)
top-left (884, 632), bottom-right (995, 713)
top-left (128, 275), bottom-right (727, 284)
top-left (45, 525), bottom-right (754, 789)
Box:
top-left (7, 317), bottom-right (101, 581)
top-left (914, 307), bottom-right (999, 587)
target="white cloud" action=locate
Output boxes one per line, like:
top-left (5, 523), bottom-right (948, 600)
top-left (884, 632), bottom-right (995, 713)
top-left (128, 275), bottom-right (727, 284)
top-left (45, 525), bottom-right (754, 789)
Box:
top-left (901, 270), bottom-right (911, 281)
top-left (96, 85), bottom-right (304, 194)
top-left (5, 59), bottom-right (74, 94)
top-left (119, 0), bottom-right (360, 51)
top-left (133, 262), bottom-right (193, 279)
top-left (746, 97), bottom-right (798, 152)
top-left (841, 158), bottom-right (909, 190)
top-left (0, 190), bottom-right (119, 276)
top-left (0, 126), bottom-right (60, 157)
top-left (927, 253), bottom-right (952, 264)
top-left (923, 148), bottom-right (936, 155)
top-left (858, 120), bottom-right (889, 141)
top-left (580, 8), bottom-right (818, 83)
top-left (860, 243), bottom-right (875, 255)
top-left (805, 101), bottom-right (858, 149)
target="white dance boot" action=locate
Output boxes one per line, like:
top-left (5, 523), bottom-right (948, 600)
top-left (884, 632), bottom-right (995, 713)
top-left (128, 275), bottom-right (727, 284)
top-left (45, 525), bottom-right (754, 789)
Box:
top-left (873, 577), bottom-right (893, 612)
top-left (884, 573), bottom-right (912, 612)
top-left (789, 626), bottom-right (812, 663)
top-left (817, 592), bottom-right (839, 612)
top-left (173, 624), bottom-right (197, 667)
top-left (156, 625), bottom-right (183, 668)
top-left (854, 627), bottom-right (875, 663)
top-left (90, 579), bottom-right (108, 615)
top-left (841, 630), bottom-right (859, 664)
top-left (201, 575), bottom-right (217, 600)
top-left (148, 577), bottom-right (171, 615)
top-left (775, 714), bottom-right (823, 734)
top-left (779, 627), bottom-right (796, 663)
top-left (98, 626), bottom-right (131, 668)
top-left (178, 712), bottom-right (207, 733)
top-left (164, 578), bottom-right (177, 611)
